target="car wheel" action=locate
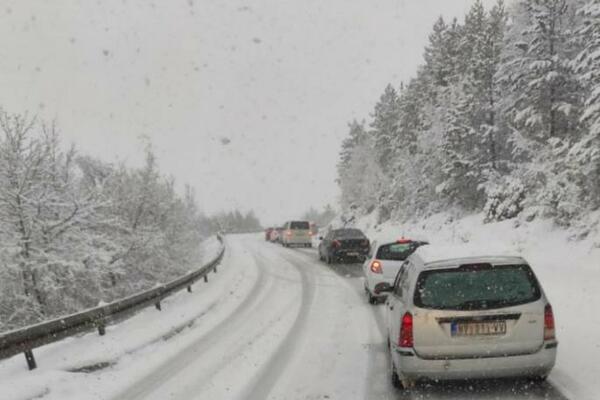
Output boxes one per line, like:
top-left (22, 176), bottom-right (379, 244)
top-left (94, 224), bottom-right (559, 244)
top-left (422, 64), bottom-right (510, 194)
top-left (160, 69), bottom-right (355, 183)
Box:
top-left (368, 291), bottom-right (377, 305)
top-left (326, 253), bottom-right (332, 264)
top-left (390, 358), bottom-right (404, 389)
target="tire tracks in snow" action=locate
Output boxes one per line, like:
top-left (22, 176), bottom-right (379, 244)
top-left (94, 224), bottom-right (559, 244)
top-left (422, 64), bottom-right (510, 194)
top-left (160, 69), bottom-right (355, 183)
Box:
top-left (110, 239), bottom-right (269, 400)
top-left (243, 246), bottom-right (316, 400)
top-left (292, 247), bottom-right (396, 400)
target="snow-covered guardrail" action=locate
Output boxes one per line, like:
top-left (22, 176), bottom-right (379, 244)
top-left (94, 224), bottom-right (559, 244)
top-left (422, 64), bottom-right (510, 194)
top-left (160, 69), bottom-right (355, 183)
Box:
top-left (0, 234), bottom-right (225, 371)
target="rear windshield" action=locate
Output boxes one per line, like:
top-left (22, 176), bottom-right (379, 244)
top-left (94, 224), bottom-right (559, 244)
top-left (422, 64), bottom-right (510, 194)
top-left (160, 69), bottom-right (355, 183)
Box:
top-left (414, 264), bottom-right (541, 310)
top-left (376, 242), bottom-right (422, 261)
top-left (333, 229), bottom-right (365, 239)
top-left (290, 221), bottom-right (310, 229)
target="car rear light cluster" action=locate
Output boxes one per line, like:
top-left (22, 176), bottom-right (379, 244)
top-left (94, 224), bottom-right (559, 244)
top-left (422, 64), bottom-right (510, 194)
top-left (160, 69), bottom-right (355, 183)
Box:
top-left (286, 230), bottom-right (292, 237)
top-left (370, 260), bottom-right (382, 274)
top-left (332, 240), bottom-right (341, 248)
top-left (361, 239), bottom-right (369, 247)
top-left (399, 312), bottom-right (413, 348)
top-left (544, 304), bottom-right (555, 341)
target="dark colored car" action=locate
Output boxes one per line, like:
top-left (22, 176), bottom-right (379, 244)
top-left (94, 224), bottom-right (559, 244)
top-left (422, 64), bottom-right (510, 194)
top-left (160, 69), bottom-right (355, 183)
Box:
top-left (318, 228), bottom-right (369, 264)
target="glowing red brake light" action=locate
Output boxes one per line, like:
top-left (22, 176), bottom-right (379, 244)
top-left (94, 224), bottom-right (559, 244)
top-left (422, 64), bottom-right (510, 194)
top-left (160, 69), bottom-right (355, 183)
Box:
top-left (399, 312), bottom-right (413, 348)
top-left (397, 238), bottom-right (412, 244)
top-left (332, 240), bottom-right (341, 248)
top-left (370, 260), bottom-right (382, 274)
top-left (544, 304), bottom-right (555, 341)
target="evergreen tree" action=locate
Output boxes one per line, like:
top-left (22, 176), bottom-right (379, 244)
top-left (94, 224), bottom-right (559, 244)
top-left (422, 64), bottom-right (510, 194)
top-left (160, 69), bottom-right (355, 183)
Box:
top-left (370, 84), bottom-right (401, 170)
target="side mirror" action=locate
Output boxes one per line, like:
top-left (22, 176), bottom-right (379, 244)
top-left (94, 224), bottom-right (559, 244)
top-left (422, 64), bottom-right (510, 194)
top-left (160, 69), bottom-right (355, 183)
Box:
top-left (374, 282), bottom-right (393, 295)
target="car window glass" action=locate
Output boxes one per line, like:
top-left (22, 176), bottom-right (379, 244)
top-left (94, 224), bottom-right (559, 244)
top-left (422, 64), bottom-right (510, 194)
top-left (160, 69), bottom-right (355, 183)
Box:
top-left (414, 264), bottom-right (541, 310)
top-left (393, 265), bottom-right (405, 297)
top-left (376, 242), bottom-right (422, 261)
top-left (400, 262), bottom-right (411, 295)
top-left (291, 221), bottom-right (309, 230)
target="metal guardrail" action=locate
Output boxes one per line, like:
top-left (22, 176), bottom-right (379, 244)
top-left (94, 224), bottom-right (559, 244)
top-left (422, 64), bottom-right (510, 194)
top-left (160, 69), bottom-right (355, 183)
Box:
top-left (0, 235), bottom-right (225, 370)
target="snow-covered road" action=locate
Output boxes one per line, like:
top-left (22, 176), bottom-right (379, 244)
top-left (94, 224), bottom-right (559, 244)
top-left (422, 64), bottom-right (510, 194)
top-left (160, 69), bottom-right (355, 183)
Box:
top-left (0, 234), bottom-right (570, 400)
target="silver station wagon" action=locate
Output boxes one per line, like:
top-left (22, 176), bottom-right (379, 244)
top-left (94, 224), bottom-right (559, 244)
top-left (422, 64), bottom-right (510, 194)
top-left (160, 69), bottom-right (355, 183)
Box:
top-left (377, 245), bottom-right (558, 390)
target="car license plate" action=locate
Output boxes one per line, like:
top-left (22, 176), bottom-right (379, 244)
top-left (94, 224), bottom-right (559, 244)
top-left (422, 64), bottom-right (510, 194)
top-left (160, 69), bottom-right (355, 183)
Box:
top-left (451, 320), bottom-right (506, 337)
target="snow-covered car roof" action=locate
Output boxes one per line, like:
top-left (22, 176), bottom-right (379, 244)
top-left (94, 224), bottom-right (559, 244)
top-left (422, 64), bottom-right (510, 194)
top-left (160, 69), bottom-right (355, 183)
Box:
top-left (411, 244), bottom-right (525, 269)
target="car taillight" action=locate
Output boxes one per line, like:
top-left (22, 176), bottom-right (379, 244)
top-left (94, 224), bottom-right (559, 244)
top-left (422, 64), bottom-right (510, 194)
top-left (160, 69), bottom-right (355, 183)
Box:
top-left (286, 230), bottom-right (292, 236)
top-left (399, 312), bottom-right (413, 348)
top-left (332, 240), bottom-right (341, 248)
top-left (544, 304), bottom-right (555, 340)
top-left (370, 260), bottom-right (382, 274)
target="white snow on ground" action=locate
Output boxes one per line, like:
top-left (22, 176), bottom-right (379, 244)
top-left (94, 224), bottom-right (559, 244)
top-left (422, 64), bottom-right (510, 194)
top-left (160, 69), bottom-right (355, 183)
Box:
top-left (0, 236), bottom-right (224, 400)
top-left (0, 235), bottom-right (381, 400)
top-left (351, 211), bottom-right (600, 400)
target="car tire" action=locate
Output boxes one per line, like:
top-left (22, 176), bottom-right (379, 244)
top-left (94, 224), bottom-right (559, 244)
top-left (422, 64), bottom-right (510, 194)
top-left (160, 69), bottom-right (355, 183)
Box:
top-left (326, 253), bottom-right (332, 264)
top-left (368, 291), bottom-right (377, 305)
top-left (390, 359), bottom-right (404, 389)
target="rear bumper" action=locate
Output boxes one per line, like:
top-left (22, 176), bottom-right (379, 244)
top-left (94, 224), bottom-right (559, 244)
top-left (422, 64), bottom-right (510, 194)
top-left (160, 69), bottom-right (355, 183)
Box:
top-left (393, 343), bottom-right (557, 381)
top-left (284, 237), bottom-right (311, 245)
top-left (332, 249), bottom-right (368, 257)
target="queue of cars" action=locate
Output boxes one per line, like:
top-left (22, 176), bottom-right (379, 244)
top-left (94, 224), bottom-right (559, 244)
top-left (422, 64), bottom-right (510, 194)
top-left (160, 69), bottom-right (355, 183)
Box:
top-left (265, 224), bottom-right (557, 390)
top-left (265, 220), bottom-right (313, 247)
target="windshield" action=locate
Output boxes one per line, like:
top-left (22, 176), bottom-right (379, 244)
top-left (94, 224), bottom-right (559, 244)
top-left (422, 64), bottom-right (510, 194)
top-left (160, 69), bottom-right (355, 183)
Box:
top-left (290, 221), bottom-right (310, 230)
top-left (376, 242), bottom-right (423, 261)
top-left (415, 264), bottom-right (541, 310)
top-left (333, 229), bottom-right (365, 239)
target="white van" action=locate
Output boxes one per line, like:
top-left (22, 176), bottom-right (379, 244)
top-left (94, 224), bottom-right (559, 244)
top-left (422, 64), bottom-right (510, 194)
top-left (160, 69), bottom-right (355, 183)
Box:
top-left (281, 220), bottom-right (312, 247)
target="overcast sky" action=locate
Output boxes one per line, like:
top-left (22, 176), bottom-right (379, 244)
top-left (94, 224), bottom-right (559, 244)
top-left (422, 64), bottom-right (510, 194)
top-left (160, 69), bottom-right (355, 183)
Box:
top-left (0, 0), bottom-right (501, 225)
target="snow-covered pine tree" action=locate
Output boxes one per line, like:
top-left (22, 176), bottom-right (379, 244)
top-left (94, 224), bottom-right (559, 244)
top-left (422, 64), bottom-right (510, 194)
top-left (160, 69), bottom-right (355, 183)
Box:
top-left (571, 0), bottom-right (600, 207)
top-left (495, 0), bottom-right (582, 221)
top-left (370, 84), bottom-right (401, 171)
top-left (337, 119), bottom-right (366, 177)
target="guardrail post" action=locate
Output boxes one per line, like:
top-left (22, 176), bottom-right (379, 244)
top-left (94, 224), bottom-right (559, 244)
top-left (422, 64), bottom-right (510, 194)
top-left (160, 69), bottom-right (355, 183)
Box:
top-left (98, 322), bottom-right (106, 336)
top-left (24, 350), bottom-right (37, 370)
top-left (204, 275), bottom-right (208, 283)
top-left (155, 301), bottom-right (161, 311)
top-left (187, 285), bottom-right (192, 293)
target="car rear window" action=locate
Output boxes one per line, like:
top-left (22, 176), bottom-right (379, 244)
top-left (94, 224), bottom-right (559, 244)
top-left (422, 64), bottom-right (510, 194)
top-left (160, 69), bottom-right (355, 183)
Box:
top-left (333, 229), bottom-right (365, 238)
top-left (290, 221), bottom-right (310, 229)
top-left (414, 264), bottom-right (541, 310)
top-left (376, 242), bottom-right (422, 261)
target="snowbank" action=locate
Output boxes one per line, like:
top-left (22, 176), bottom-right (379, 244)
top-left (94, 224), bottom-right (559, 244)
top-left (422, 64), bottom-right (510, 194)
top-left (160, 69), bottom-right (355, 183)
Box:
top-left (352, 211), bottom-right (600, 400)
